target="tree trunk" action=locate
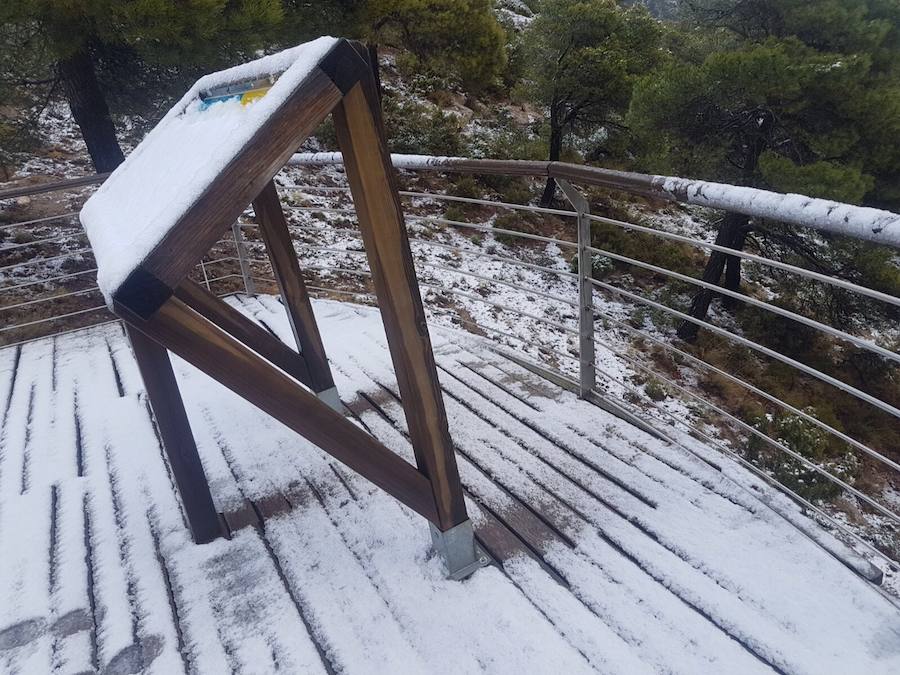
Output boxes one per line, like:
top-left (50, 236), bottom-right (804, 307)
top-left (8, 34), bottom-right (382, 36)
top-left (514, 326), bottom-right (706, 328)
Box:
top-left (676, 111), bottom-right (773, 341)
top-left (540, 107), bottom-right (563, 207)
top-left (723, 223), bottom-right (750, 306)
top-left (57, 46), bottom-right (124, 173)
top-left (676, 212), bottom-right (750, 342)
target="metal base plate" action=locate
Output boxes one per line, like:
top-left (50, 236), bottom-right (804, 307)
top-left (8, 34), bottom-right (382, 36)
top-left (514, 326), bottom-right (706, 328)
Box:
top-left (316, 386), bottom-right (346, 414)
top-left (430, 520), bottom-right (490, 581)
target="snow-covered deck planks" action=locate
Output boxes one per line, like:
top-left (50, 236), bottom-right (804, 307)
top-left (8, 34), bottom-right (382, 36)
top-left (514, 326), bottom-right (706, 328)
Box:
top-left (1, 295), bottom-right (898, 674)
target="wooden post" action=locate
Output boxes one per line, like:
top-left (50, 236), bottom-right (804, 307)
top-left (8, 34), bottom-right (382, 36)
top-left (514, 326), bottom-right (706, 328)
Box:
top-left (252, 181), bottom-right (336, 398)
top-left (125, 325), bottom-right (221, 544)
top-left (332, 80), bottom-right (469, 532)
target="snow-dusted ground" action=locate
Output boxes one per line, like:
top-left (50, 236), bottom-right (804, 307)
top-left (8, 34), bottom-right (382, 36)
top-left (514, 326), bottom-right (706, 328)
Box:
top-left (1, 298), bottom-right (898, 674)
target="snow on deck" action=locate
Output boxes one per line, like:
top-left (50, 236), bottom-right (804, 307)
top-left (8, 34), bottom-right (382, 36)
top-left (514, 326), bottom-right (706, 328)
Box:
top-left (1, 296), bottom-right (898, 674)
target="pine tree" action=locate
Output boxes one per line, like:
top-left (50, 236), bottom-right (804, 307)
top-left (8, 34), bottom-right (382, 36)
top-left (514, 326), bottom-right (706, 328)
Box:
top-left (2, 1), bottom-right (507, 174)
top-left (626, 0), bottom-right (900, 338)
top-left (520, 0), bottom-right (662, 205)
top-left (362, 0), bottom-right (507, 92)
top-left (1, 1), bottom-right (286, 173)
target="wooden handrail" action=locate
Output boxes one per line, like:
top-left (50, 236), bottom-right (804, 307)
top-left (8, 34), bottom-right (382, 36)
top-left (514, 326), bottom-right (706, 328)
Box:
top-left (0, 173), bottom-right (110, 201)
top-left (5, 152), bottom-right (900, 249)
top-left (289, 153), bottom-right (900, 249)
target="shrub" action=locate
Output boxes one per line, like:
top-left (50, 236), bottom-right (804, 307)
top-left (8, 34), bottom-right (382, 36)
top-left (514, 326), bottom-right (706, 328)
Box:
top-left (589, 218), bottom-right (701, 278)
top-left (568, 253), bottom-right (613, 278)
top-left (451, 175), bottom-right (481, 199)
top-left (492, 211), bottom-right (535, 246)
top-left (444, 204), bottom-right (468, 222)
top-left (645, 379), bottom-right (667, 402)
top-left (312, 117), bottom-right (337, 151)
top-left (747, 409), bottom-right (860, 502)
top-left (383, 96), bottom-right (466, 157)
top-left (468, 109), bottom-right (547, 161)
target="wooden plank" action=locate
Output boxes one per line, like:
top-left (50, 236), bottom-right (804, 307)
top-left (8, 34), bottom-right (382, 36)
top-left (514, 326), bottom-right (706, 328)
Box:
top-left (174, 280), bottom-right (312, 387)
top-left (252, 180), bottom-right (335, 393)
top-left (333, 80), bottom-right (468, 531)
top-left (120, 296), bottom-right (439, 524)
top-left (137, 67), bottom-right (343, 295)
top-left (124, 325), bottom-right (222, 544)
top-left (223, 499), bottom-right (261, 533)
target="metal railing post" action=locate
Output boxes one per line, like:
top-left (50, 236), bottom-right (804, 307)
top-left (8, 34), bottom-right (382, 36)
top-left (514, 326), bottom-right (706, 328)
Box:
top-left (557, 179), bottom-right (595, 398)
top-left (199, 259), bottom-right (212, 292)
top-left (232, 221), bottom-right (256, 295)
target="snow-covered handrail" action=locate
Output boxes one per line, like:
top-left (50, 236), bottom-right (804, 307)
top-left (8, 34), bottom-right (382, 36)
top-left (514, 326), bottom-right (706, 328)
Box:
top-left (289, 152), bottom-right (900, 248)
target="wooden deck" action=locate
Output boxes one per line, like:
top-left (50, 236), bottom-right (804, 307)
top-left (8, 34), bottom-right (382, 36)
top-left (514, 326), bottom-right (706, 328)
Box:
top-left (1, 295), bottom-right (898, 674)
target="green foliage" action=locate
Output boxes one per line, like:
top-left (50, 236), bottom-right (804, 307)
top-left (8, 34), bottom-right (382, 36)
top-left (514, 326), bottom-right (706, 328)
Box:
top-left (757, 154), bottom-right (874, 204)
top-left (695, 299), bottom-right (900, 466)
top-left (492, 211), bottom-right (541, 246)
top-left (590, 253), bottom-right (614, 278)
top-left (588, 218), bottom-right (702, 277)
top-left (750, 231), bottom-right (900, 330)
top-left (520, 0), bottom-right (662, 160)
top-left (382, 95), bottom-right (466, 156)
top-left (748, 409), bottom-right (860, 502)
top-left (313, 117), bottom-right (338, 151)
top-left (468, 109), bottom-right (547, 161)
top-left (450, 176), bottom-right (482, 200)
top-left (363, 0), bottom-right (507, 91)
top-left (644, 379), bottom-right (668, 401)
top-left (627, 0), bottom-right (900, 207)
top-left (444, 204), bottom-right (469, 222)
top-left (1, 0), bottom-right (287, 132)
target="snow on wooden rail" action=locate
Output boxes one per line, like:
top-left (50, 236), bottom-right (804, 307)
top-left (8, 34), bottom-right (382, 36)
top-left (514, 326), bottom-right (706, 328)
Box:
top-left (289, 152), bottom-right (900, 249)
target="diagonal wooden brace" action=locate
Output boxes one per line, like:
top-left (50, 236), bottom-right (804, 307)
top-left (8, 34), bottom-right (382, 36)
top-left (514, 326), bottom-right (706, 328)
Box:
top-left (118, 293), bottom-right (440, 525)
top-left (174, 280), bottom-right (313, 387)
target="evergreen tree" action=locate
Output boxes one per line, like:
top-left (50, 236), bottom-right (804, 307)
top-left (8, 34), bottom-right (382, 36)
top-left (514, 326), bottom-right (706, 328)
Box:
top-left (626, 0), bottom-right (900, 338)
top-left (1, 1), bottom-right (287, 173)
top-left (1, 1), bottom-right (506, 174)
top-left (362, 0), bottom-right (507, 92)
top-left (520, 0), bottom-right (662, 205)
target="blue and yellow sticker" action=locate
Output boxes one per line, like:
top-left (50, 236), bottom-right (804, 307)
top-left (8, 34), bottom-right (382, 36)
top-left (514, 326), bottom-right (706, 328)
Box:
top-left (198, 77), bottom-right (274, 111)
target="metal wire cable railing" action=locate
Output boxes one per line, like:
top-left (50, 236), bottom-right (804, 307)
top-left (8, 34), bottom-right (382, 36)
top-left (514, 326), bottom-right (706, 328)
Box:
top-left (0, 247), bottom-right (94, 273)
top-left (248, 192), bottom-right (900, 564)
top-left (1, 181), bottom-right (246, 344)
top-left (0, 231), bottom-right (88, 252)
top-left (0, 211), bottom-right (80, 232)
top-left (585, 212), bottom-right (900, 309)
top-left (591, 304), bottom-right (900, 474)
top-left (276, 159), bottom-right (900, 579)
top-left (244, 219), bottom-right (580, 282)
top-left (589, 327), bottom-right (900, 526)
top-left (3, 160), bottom-right (899, 581)
top-left (1, 268), bottom-right (99, 293)
top-left (588, 275), bottom-right (900, 420)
